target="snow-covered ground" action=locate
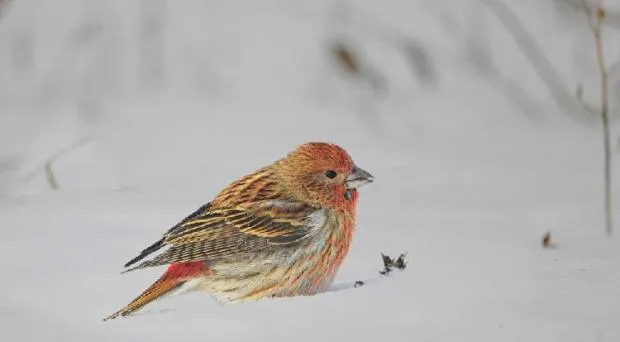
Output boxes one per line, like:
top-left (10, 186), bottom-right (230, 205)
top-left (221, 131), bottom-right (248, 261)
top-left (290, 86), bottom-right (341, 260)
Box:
top-left (1, 1), bottom-right (620, 341)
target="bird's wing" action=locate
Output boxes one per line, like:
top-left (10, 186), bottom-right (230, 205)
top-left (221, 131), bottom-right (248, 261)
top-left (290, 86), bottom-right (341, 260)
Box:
top-left (122, 200), bottom-right (325, 273)
top-left (122, 202), bottom-right (214, 268)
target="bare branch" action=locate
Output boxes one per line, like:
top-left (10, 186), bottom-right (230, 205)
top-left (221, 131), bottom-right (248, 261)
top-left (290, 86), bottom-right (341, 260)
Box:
top-left (562, 0), bottom-right (620, 32)
top-left (581, 0), bottom-right (614, 235)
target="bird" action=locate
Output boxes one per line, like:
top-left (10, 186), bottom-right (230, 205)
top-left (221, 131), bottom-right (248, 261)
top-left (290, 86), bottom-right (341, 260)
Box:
top-left (103, 142), bottom-right (374, 320)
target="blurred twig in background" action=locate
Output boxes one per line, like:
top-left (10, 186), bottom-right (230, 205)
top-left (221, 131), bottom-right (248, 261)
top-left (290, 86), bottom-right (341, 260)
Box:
top-left (0, 0), bottom-right (15, 25)
top-left (331, 3), bottom-right (438, 87)
top-left (139, 0), bottom-right (167, 91)
top-left (44, 161), bottom-right (59, 190)
top-left (580, 0), bottom-right (614, 235)
top-left (23, 137), bottom-right (90, 191)
top-left (400, 40), bottom-right (437, 86)
top-left (560, 0), bottom-right (620, 32)
top-left (419, 3), bottom-right (546, 120)
top-left (477, 0), bottom-right (596, 122)
top-left (333, 41), bottom-right (360, 74)
top-left (330, 40), bottom-right (385, 93)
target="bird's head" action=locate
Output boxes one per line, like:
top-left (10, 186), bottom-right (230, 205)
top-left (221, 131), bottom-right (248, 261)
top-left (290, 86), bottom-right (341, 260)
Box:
top-left (276, 142), bottom-right (374, 209)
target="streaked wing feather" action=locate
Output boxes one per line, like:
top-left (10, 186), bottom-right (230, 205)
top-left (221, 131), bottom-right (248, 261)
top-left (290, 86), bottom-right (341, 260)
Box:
top-left (166, 202), bottom-right (214, 235)
top-left (122, 203), bottom-right (215, 268)
top-left (123, 201), bottom-right (324, 272)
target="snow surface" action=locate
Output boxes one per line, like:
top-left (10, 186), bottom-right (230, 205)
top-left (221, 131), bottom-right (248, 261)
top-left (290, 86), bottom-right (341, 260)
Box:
top-left (1, 0), bottom-right (620, 341)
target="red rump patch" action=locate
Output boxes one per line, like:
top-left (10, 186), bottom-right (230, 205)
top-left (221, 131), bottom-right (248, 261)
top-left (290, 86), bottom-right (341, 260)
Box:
top-left (162, 262), bottom-right (209, 281)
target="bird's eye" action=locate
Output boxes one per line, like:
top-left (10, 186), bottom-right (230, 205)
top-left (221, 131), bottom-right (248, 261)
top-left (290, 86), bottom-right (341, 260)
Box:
top-left (325, 170), bottom-right (338, 179)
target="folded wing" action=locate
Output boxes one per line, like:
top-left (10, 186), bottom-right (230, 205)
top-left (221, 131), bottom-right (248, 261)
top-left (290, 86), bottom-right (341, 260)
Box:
top-left (122, 200), bottom-right (325, 273)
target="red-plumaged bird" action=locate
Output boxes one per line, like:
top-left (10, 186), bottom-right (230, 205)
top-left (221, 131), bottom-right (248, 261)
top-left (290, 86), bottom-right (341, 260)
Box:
top-left (103, 142), bottom-right (374, 320)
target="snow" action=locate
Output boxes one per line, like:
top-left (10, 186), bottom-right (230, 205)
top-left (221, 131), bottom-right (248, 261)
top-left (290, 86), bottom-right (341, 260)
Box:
top-left (1, 0), bottom-right (620, 341)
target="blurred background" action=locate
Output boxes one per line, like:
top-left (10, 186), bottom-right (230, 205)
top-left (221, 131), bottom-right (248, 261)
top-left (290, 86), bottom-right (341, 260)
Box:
top-left (1, 1), bottom-right (620, 341)
top-left (0, 0), bottom-right (617, 196)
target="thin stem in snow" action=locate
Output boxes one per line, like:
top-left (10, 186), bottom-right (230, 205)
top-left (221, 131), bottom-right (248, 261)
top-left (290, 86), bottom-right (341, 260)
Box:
top-left (581, 0), bottom-right (614, 235)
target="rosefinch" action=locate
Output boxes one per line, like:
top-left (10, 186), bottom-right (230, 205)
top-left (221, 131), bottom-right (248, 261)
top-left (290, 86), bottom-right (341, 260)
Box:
top-left (103, 142), bottom-right (374, 320)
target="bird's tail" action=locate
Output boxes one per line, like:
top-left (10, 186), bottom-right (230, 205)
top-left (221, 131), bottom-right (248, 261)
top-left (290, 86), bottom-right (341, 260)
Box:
top-left (103, 262), bottom-right (208, 321)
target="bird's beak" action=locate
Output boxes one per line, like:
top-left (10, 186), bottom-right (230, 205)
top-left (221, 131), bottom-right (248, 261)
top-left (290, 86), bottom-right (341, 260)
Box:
top-left (346, 165), bottom-right (374, 189)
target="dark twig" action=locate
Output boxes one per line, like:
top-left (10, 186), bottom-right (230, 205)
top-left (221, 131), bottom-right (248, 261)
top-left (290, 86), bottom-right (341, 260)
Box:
top-left (379, 252), bottom-right (408, 275)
